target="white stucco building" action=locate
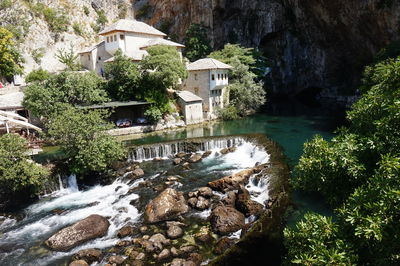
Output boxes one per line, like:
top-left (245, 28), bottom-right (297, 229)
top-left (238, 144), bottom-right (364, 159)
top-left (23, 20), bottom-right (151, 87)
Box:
top-left (79, 19), bottom-right (184, 76)
top-left (181, 58), bottom-right (232, 118)
top-left (176, 90), bottom-right (204, 125)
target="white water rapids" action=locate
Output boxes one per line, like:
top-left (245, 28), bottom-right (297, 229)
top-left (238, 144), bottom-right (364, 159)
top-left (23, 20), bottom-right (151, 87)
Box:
top-left (0, 139), bottom-right (271, 265)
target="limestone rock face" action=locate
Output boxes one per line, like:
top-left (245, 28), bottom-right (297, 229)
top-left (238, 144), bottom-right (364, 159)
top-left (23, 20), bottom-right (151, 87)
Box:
top-left (144, 188), bottom-right (189, 223)
top-left (210, 205), bottom-right (245, 235)
top-left (45, 215), bottom-right (110, 251)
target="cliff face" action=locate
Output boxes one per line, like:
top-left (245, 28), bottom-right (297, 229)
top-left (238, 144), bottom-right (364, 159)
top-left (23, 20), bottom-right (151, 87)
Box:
top-left (140, 0), bottom-right (400, 97)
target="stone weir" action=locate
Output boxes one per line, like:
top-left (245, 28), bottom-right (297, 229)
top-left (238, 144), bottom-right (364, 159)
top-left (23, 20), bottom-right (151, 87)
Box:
top-left (128, 136), bottom-right (248, 162)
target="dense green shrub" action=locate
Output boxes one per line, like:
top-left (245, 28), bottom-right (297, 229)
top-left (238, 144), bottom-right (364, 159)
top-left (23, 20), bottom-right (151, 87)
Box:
top-left (0, 134), bottom-right (49, 194)
top-left (83, 5), bottom-right (90, 16)
top-left (72, 22), bottom-right (84, 36)
top-left (31, 48), bottom-right (45, 65)
top-left (183, 24), bottom-right (212, 62)
top-left (0, 27), bottom-right (24, 77)
top-left (47, 108), bottom-right (125, 174)
top-left (23, 71), bottom-right (109, 119)
top-left (55, 46), bottom-right (81, 71)
top-left (42, 6), bottom-right (70, 33)
top-left (25, 68), bottom-right (51, 83)
top-left (144, 106), bottom-right (163, 123)
top-left (217, 105), bottom-right (239, 120)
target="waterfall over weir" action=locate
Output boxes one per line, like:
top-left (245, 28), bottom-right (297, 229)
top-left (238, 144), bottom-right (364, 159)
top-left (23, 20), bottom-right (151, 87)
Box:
top-left (129, 137), bottom-right (246, 162)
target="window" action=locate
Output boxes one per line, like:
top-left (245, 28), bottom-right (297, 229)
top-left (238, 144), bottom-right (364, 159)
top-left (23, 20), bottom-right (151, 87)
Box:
top-left (218, 74), bottom-right (220, 80)
top-left (106, 36), bottom-right (109, 43)
top-left (98, 56), bottom-right (101, 61)
top-left (87, 55), bottom-right (90, 61)
top-left (225, 74), bottom-right (227, 79)
top-left (114, 35), bottom-right (117, 41)
top-left (194, 74), bottom-right (198, 80)
top-left (212, 74), bottom-right (215, 80)
top-left (120, 34), bottom-right (124, 40)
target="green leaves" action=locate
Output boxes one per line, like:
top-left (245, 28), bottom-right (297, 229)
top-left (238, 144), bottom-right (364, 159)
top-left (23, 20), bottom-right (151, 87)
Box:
top-left (46, 108), bottom-right (125, 174)
top-left (0, 134), bottom-right (49, 193)
top-left (183, 24), bottom-right (212, 62)
top-left (0, 27), bottom-right (24, 77)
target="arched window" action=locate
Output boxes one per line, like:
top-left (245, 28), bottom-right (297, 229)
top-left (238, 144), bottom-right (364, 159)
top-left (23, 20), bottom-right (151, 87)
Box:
top-left (212, 74), bottom-right (215, 80)
top-left (218, 74), bottom-right (220, 80)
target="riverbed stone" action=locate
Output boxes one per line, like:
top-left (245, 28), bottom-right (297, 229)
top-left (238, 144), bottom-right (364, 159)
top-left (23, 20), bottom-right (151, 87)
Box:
top-left (189, 154), bottom-right (202, 163)
top-left (173, 158), bottom-right (182, 165)
top-left (195, 196), bottom-right (210, 210)
top-left (214, 237), bottom-right (235, 255)
top-left (107, 255), bottom-right (125, 265)
top-left (144, 188), bottom-right (189, 223)
top-left (210, 204), bottom-right (245, 235)
top-left (149, 233), bottom-right (170, 251)
top-left (45, 215), bottom-right (110, 251)
top-left (198, 187), bottom-right (213, 198)
top-left (235, 186), bottom-right (264, 217)
top-left (72, 248), bottom-right (102, 264)
top-left (208, 168), bottom-right (257, 192)
top-left (221, 191), bottom-right (237, 206)
top-left (188, 253), bottom-right (202, 265)
top-left (69, 260), bottom-right (89, 266)
top-left (117, 225), bottom-right (136, 238)
top-left (176, 152), bottom-right (187, 158)
top-left (157, 248), bottom-right (171, 261)
top-left (167, 225), bottom-right (183, 239)
top-left (202, 151), bottom-right (212, 158)
top-left (187, 197), bottom-right (198, 208)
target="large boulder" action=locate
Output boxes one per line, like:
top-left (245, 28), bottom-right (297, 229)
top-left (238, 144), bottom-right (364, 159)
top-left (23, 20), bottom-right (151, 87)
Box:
top-left (144, 188), bottom-right (189, 223)
top-left (235, 186), bottom-right (264, 217)
top-left (213, 237), bottom-right (235, 255)
top-left (208, 168), bottom-right (257, 192)
top-left (45, 215), bottom-right (110, 251)
top-left (189, 154), bottom-right (202, 163)
top-left (210, 205), bottom-right (245, 235)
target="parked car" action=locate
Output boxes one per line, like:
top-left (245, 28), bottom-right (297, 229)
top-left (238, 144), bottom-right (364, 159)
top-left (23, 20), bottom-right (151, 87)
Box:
top-left (136, 117), bottom-right (148, 124)
top-left (116, 118), bottom-right (132, 128)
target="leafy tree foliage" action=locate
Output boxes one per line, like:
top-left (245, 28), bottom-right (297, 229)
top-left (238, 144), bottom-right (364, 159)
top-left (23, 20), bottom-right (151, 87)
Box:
top-left (183, 24), bottom-right (212, 62)
top-left (0, 134), bottom-right (49, 194)
top-left (209, 44), bottom-right (266, 118)
top-left (23, 71), bottom-right (109, 119)
top-left (25, 68), bottom-right (51, 83)
top-left (284, 213), bottom-right (358, 265)
top-left (46, 108), bottom-right (125, 174)
top-left (0, 27), bottom-right (24, 78)
top-left (286, 54), bottom-right (400, 264)
top-left (104, 49), bottom-right (141, 101)
top-left (55, 46), bottom-right (81, 71)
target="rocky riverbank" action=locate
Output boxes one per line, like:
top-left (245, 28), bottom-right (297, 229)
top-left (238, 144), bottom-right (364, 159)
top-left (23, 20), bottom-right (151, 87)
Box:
top-left (0, 134), bottom-right (289, 265)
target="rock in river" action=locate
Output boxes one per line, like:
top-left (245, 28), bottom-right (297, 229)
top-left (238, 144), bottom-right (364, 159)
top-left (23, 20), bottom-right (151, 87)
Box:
top-left (144, 188), bottom-right (189, 223)
top-left (210, 205), bottom-right (245, 235)
top-left (208, 168), bottom-right (257, 192)
top-left (45, 215), bottom-right (110, 251)
top-left (72, 248), bottom-right (102, 264)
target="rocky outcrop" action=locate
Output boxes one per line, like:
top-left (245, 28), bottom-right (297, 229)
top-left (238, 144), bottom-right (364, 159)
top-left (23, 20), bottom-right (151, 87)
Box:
top-left (235, 185), bottom-right (264, 217)
top-left (45, 215), bottom-right (110, 251)
top-left (210, 204), bottom-right (245, 235)
top-left (208, 168), bottom-right (257, 192)
top-left (141, 0), bottom-right (400, 98)
top-left (144, 188), bottom-right (189, 223)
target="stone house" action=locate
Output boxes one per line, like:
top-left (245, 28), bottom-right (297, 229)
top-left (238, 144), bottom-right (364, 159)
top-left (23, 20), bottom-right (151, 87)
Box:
top-left (181, 58), bottom-right (232, 118)
top-left (78, 19), bottom-right (184, 75)
top-left (176, 91), bottom-right (204, 125)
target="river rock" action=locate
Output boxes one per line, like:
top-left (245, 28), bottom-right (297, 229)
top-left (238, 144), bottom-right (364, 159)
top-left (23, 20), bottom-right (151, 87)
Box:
top-left (187, 197), bottom-right (197, 208)
top-left (235, 186), bottom-right (264, 217)
top-left (220, 148), bottom-right (230, 154)
top-left (107, 255), bottom-right (125, 265)
top-left (72, 248), bottom-right (102, 264)
top-left (210, 205), bottom-right (245, 235)
top-left (189, 154), bottom-right (202, 163)
top-left (117, 225), bottom-right (136, 238)
top-left (195, 227), bottom-right (213, 244)
top-left (157, 248), bottom-right (171, 261)
top-left (173, 158), bottom-right (182, 165)
top-left (167, 225), bottom-right (183, 239)
top-left (195, 196), bottom-right (210, 210)
top-left (221, 191), bottom-right (237, 206)
top-left (188, 253), bottom-right (202, 265)
top-left (208, 168), bottom-right (256, 192)
top-left (45, 215), bottom-right (110, 251)
top-left (176, 152), bottom-right (187, 158)
top-left (149, 233), bottom-right (170, 250)
top-left (144, 188), bottom-right (189, 223)
top-left (198, 187), bottom-right (213, 198)
top-left (214, 237), bottom-right (235, 255)
top-left (202, 151), bottom-right (212, 158)
top-left (69, 260), bottom-right (89, 266)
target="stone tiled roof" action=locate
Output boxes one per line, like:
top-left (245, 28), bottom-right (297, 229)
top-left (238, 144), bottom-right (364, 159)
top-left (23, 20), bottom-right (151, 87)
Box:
top-left (140, 38), bottom-right (185, 49)
top-left (78, 41), bottom-right (104, 54)
top-left (177, 90), bottom-right (203, 103)
top-left (99, 19), bottom-right (166, 36)
top-left (187, 58), bottom-right (233, 71)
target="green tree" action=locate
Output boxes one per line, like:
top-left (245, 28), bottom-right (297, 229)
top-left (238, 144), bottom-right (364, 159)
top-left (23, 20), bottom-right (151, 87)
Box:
top-left (46, 108), bottom-right (125, 174)
top-left (55, 46), bottom-right (81, 71)
top-left (0, 134), bottom-right (49, 194)
top-left (183, 23), bottom-right (212, 62)
top-left (104, 49), bottom-right (141, 101)
top-left (209, 44), bottom-right (266, 118)
top-left (25, 68), bottom-right (51, 83)
top-left (0, 27), bottom-right (24, 78)
top-left (286, 55), bottom-right (400, 264)
top-left (284, 213), bottom-right (358, 265)
top-left (23, 71), bottom-right (109, 119)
